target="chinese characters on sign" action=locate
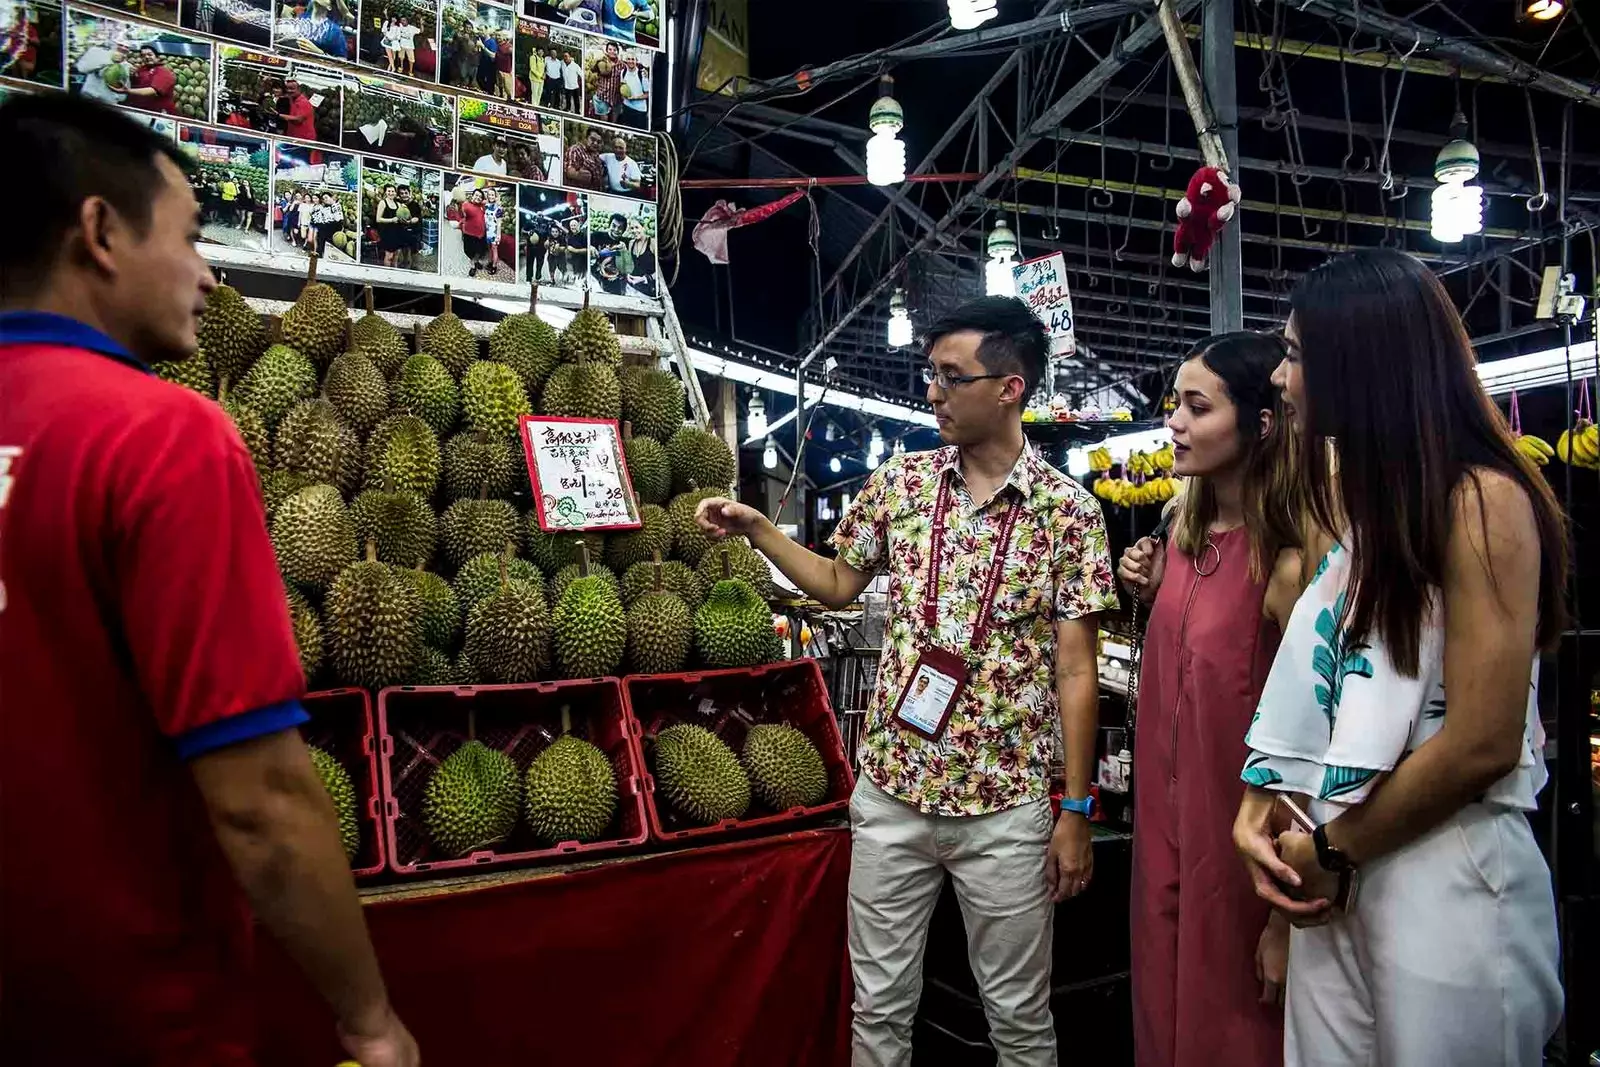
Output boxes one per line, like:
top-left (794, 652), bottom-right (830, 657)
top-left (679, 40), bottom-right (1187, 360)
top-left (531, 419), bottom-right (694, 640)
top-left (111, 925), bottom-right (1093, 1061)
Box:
top-left (521, 416), bottom-right (642, 531)
top-left (1013, 252), bottom-right (1077, 357)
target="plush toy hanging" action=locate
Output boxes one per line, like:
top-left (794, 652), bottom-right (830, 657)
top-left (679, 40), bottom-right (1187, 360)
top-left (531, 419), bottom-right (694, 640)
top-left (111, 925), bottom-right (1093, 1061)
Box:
top-left (1171, 165), bottom-right (1241, 272)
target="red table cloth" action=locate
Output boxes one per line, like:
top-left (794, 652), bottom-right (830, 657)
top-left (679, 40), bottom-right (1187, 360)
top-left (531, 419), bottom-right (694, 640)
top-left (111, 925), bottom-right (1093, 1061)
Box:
top-left (257, 828), bottom-right (853, 1067)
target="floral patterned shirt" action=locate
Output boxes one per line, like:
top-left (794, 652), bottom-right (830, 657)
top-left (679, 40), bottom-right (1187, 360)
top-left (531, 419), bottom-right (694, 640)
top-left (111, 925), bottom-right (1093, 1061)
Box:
top-left (831, 445), bottom-right (1118, 816)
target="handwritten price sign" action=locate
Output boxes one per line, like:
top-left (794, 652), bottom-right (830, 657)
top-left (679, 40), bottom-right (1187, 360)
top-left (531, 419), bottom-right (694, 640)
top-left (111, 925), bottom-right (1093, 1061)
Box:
top-left (521, 417), bottom-right (642, 532)
top-left (1013, 252), bottom-right (1078, 357)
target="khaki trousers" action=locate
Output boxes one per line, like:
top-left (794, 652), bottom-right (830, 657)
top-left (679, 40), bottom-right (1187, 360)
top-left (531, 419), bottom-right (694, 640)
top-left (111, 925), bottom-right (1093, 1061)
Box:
top-left (847, 775), bottom-right (1058, 1067)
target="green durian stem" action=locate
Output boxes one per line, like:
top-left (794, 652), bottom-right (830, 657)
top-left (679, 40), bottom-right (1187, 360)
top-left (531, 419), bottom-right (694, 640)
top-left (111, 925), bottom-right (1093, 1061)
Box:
top-left (216, 376), bottom-right (230, 404)
top-left (559, 705), bottom-right (571, 736)
top-left (721, 549), bottom-right (732, 581)
top-left (364, 285), bottom-right (376, 315)
top-left (365, 539), bottom-right (378, 564)
top-left (651, 549), bottom-right (663, 592)
top-left (467, 708), bottom-right (476, 742)
top-left (529, 282), bottom-right (539, 314)
top-left (305, 250), bottom-right (319, 286)
top-left (499, 541), bottom-right (513, 590)
top-left (577, 540), bottom-right (591, 578)
top-left (443, 284), bottom-right (453, 317)
top-left (622, 420), bottom-right (633, 442)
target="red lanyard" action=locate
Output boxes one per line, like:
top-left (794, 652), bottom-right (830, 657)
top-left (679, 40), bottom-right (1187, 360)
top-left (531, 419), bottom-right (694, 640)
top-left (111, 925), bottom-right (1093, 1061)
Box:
top-left (922, 472), bottom-right (1023, 651)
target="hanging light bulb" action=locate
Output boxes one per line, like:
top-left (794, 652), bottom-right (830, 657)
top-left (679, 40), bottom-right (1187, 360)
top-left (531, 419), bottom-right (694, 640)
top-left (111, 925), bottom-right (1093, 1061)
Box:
top-left (984, 218), bottom-right (1019, 296)
top-left (830, 456), bottom-right (842, 474)
top-left (866, 77), bottom-right (906, 186)
top-left (866, 449), bottom-right (882, 470)
top-left (948, 0), bottom-right (998, 30)
top-left (868, 427), bottom-right (885, 459)
top-left (1525, 0), bottom-right (1564, 20)
top-left (1431, 112), bottom-right (1484, 244)
top-left (892, 437), bottom-right (906, 457)
top-left (887, 287), bottom-right (914, 348)
top-left (762, 438), bottom-right (777, 469)
top-left (747, 393), bottom-right (768, 440)
top-left (841, 493), bottom-right (852, 512)
top-left (825, 422), bottom-right (838, 442)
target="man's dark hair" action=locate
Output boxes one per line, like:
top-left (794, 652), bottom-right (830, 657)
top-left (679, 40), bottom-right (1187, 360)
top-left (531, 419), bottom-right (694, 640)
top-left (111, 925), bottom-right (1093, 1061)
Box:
top-left (0, 94), bottom-right (191, 300)
top-left (922, 295), bottom-right (1049, 401)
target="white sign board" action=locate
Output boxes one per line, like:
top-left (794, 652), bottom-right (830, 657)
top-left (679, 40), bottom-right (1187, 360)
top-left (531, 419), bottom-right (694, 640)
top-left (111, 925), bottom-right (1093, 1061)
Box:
top-left (1013, 252), bottom-right (1078, 357)
top-left (520, 417), bottom-right (642, 532)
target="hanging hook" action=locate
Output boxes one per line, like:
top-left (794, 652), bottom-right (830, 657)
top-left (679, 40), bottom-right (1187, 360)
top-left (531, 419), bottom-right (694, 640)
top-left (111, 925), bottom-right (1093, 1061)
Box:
top-left (1523, 89), bottom-right (1551, 213)
top-left (1092, 186), bottom-right (1116, 210)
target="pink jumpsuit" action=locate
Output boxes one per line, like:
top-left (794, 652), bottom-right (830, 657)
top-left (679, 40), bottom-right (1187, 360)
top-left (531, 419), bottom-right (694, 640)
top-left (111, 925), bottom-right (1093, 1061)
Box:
top-left (1130, 527), bottom-right (1284, 1067)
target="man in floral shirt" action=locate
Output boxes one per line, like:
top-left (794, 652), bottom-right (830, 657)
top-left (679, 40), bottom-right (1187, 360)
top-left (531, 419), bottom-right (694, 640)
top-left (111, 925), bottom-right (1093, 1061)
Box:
top-left (696, 297), bottom-right (1117, 1067)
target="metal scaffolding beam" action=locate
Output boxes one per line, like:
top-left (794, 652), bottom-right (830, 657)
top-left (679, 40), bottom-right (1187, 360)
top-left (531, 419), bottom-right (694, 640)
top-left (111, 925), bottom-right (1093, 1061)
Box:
top-left (1203, 0), bottom-right (1243, 332)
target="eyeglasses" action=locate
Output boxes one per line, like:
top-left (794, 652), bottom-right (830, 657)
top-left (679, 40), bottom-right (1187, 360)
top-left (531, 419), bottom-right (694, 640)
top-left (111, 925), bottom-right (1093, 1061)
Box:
top-left (921, 366), bottom-right (1013, 390)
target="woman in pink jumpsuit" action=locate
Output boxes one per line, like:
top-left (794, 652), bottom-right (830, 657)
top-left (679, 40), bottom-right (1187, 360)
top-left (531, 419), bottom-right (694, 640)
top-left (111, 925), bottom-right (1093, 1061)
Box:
top-left (1120, 332), bottom-right (1307, 1067)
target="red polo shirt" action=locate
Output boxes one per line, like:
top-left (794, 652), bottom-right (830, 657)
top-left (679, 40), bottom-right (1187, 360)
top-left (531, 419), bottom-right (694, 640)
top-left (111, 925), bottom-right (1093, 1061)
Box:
top-left (0, 312), bottom-right (308, 1064)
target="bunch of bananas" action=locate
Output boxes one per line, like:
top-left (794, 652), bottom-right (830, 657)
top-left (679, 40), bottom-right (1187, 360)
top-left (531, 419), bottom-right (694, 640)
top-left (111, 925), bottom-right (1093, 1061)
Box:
top-left (1092, 449), bottom-right (1179, 508)
top-left (1088, 446), bottom-right (1114, 472)
top-left (1514, 433), bottom-right (1555, 467)
top-left (1152, 442), bottom-right (1175, 471)
top-left (1557, 420), bottom-right (1600, 470)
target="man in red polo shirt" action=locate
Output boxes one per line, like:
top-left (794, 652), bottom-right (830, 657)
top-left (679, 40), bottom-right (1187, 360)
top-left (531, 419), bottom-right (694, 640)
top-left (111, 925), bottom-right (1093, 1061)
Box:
top-left (0, 95), bottom-right (418, 1066)
top-left (123, 45), bottom-right (178, 114)
top-left (280, 76), bottom-right (319, 141)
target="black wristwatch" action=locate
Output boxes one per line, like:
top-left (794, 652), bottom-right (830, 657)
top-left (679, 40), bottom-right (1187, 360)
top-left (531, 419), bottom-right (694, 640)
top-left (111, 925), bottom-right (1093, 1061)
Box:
top-left (1312, 823), bottom-right (1353, 873)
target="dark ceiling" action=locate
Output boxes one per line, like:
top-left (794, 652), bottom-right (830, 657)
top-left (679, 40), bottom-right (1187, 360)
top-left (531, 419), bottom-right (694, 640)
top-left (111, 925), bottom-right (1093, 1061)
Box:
top-left (667, 0), bottom-right (1600, 426)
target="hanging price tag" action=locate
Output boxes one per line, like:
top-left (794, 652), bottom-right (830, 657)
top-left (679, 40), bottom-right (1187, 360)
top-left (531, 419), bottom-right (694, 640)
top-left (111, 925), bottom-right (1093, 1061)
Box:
top-left (1013, 252), bottom-right (1078, 357)
top-left (520, 416), bottom-right (643, 532)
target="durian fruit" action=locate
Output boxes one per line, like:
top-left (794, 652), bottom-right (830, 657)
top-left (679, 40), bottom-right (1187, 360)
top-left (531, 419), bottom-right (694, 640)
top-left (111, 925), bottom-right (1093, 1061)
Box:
top-left (621, 366), bottom-right (687, 443)
top-left (235, 343), bottom-right (316, 431)
top-left (394, 566), bottom-right (461, 652)
top-left (624, 555), bottom-right (693, 674)
top-left (331, 420), bottom-right (366, 498)
top-left (324, 351), bottom-right (390, 434)
top-left (452, 650), bottom-right (482, 686)
top-left (324, 543), bottom-right (424, 689)
top-left (551, 545), bottom-right (626, 679)
top-left (623, 431), bottom-right (671, 505)
top-left (694, 552), bottom-right (781, 669)
top-left (420, 285), bottom-right (479, 379)
top-left (350, 487), bottom-right (436, 567)
top-left (524, 707), bottom-right (616, 844)
top-left (455, 547), bottom-right (544, 615)
top-left (694, 536), bottom-right (771, 599)
top-left (550, 560), bottom-right (619, 606)
top-left (439, 495), bottom-right (522, 571)
top-left (461, 360), bottom-right (532, 439)
top-left (540, 357), bottom-right (621, 420)
top-left (422, 737), bottom-right (522, 857)
top-left (365, 414), bottom-right (442, 498)
top-left (275, 398), bottom-right (355, 486)
top-left (198, 281), bottom-right (267, 387)
top-left (280, 253), bottom-right (350, 367)
top-left (218, 382), bottom-right (271, 478)
top-left (666, 426), bottom-right (737, 495)
top-left (651, 723), bottom-right (750, 825)
top-left (444, 431), bottom-right (518, 501)
top-left (352, 285), bottom-right (410, 378)
top-left (409, 645), bottom-right (458, 686)
top-left (464, 554), bottom-right (552, 683)
top-left (154, 350), bottom-right (214, 395)
top-left (285, 585), bottom-right (324, 682)
top-left (742, 724), bottom-right (828, 811)
top-left (488, 283), bottom-right (560, 397)
top-left (620, 558), bottom-right (703, 609)
top-left (272, 484), bottom-right (358, 589)
top-left (306, 743), bottom-right (360, 860)
top-left (667, 488), bottom-right (723, 566)
top-left (526, 525), bottom-right (606, 575)
top-left (557, 294), bottom-right (622, 367)
top-left (262, 470), bottom-right (319, 519)
top-left (605, 503), bottom-right (672, 573)
top-left (393, 353), bottom-right (460, 437)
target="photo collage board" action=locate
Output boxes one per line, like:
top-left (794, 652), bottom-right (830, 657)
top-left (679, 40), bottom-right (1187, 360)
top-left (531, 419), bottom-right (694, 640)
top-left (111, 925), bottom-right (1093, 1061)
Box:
top-left (0, 0), bottom-right (661, 299)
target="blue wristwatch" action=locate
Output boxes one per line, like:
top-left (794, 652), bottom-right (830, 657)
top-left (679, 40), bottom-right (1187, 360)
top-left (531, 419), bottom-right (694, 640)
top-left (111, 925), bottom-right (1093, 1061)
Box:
top-left (1059, 795), bottom-right (1095, 818)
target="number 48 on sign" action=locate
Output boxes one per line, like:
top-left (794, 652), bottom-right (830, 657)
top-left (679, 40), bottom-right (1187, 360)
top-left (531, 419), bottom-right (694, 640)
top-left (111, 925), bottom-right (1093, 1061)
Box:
top-left (1013, 252), bottom-right (1078, 357)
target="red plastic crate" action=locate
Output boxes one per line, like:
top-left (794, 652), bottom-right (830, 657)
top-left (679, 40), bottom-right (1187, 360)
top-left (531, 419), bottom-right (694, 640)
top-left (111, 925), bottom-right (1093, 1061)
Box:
top-left (300, 689), bottom-right (386, 880)
top-left (624, 658), bottom-right (856, 846)
top-left (376, 679), bottom-right (649, 877)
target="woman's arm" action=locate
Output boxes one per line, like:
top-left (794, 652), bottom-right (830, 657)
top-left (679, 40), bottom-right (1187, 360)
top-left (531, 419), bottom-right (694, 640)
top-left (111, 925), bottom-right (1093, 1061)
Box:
top-left (1318, 469), bottom-right (1541, 866)
top-left (1260, 546), bottom-right (1305, 631)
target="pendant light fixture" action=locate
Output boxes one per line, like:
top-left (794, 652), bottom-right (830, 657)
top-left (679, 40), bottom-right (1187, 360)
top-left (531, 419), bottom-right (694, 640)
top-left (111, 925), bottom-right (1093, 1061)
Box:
top-left (1431, 109), bottom-right (1484, 244)
top-left (948, 0), bottom-right (998, 30)
top-left (829, 456), bottom-right (842, 474)
top-left (985, 217), bottom-right (1019, 296)
top-left (1524, 0), bottom-right (1564, 21)
top-left (866, 77), bottom-right (906, 186)
top-left (746, 393), bottom-right (767, 439)
top-left (887, 287), bottom-right (914, 348)
top-left (762, 438), bottom-right (778, 469)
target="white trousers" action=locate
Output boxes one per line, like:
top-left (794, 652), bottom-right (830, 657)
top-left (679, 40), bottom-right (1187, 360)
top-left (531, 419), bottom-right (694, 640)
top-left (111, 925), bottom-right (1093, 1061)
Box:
top-left (1286, 804), bottom-right (1562, 1067)
top-left (847, 775), bottom-right (1058, 1067)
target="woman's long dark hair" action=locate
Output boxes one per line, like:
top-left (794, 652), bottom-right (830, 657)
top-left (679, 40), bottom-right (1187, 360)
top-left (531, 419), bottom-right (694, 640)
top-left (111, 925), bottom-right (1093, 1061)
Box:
top-left (1289, 248), bottom-right (1569, 676)
top-left (1171, 331), bottom-right (1304, 581)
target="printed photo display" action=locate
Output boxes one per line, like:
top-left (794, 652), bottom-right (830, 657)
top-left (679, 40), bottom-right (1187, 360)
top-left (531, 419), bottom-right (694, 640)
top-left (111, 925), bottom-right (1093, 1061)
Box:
top-left (272, 140), bottom-right (359, 261)
top-left (341, 73), bottom-right (452, 165)
top-left (361, 156), bottom-right (441, 272)
top-left (587, 193), bottom-right (653, 298)
top-left (440, 171), bottom-right (514, 281)
top-left (456, 95), bottom-right (560, 184)
top-left (356, 0), bottom-right (437, 81)
top-left (214, 46), bottom-right (342, 145)
top-left (179, 123), bottom-right (271, 251)
top-left (275, 0), bottom-right (357, 63)
top-left (513, 17), bottom-right (580, 115)
top-left (66, 10), bottom-right (211, 121)
top-left (109, 0), bottom-right (180, 27)
top-left (438, 0), bottom-right (511, 96)
top-left (561, 119), bottom-right (652, 200)
top-left (123, 108), bottom-right (177, 137)
top-left (181, 0), bottom-right (272, 47)
top-left (0, 0), bottom-right (66, 89)
top-left (580, 36), bottom-right (647, 129)
top-left (517, 184), bottom-right (584, 286)
top-left (523, 0), bottom-right (659, 51)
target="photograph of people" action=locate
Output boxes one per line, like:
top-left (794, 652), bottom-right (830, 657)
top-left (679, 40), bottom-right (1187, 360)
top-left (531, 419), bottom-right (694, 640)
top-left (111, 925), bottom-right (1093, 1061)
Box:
top-left (110, 0), bottom-right (180, 26)
top-left (441, 174), bottom-right (514, 281)
top-left (0, 0), bottom-right (66, 88)
top-left (181, 0), bottom-right (271, 46)
top-left (439, 0), bottom-right (512, 93)
top-left (561, 122), bottom-right (605, 191)
top-left (587, 196), bottom-right (653, 298)
top-left (361, 158), bottom-right (440, 272)
top-left (276, 0), bottom-right (357, 61)
top-left (358, 0), bottom-right (436, 80)
top-left (517, 184), bottom-right (584, 286)
top-left (526, 0), bottom-right (658, 49)
top-left (341, 75), bottom-right (453, 165)
top-left (178, 124), bottom-right (271, 251)
top-left (599, 130), bottom-right (642, 196)
top-left (66, 13), bottom-right (211, 122)
top-left (272, 141), bottom-right (358, 262)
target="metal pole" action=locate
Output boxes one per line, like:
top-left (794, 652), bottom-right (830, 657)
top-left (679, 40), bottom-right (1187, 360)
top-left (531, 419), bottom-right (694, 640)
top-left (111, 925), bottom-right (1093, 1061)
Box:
top-left (1202, 0), bottom-right (1242, 332)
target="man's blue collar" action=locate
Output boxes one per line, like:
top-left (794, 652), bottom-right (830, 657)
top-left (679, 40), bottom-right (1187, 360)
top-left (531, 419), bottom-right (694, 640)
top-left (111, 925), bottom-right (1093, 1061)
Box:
top-left (0, 311), bottom-right (150, 372)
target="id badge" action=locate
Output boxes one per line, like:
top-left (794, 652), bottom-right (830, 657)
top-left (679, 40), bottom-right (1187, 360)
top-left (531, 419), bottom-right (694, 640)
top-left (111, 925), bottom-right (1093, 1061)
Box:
top-left (889, 646), bottom-right (969, 742)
